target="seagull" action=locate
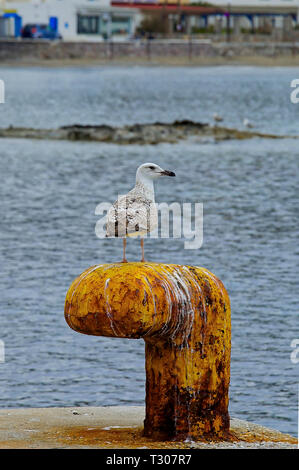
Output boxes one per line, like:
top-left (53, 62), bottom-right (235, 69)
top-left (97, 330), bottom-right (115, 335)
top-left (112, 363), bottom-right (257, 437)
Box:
top-left (213, 112), bottom-right (223, 123)
top-left (106, 163), bottom-right (176, 263)
top-left (243, 118), bottom-right (254, 128)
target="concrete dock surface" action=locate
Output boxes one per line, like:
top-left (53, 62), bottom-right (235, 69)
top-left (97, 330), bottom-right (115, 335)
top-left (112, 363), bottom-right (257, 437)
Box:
top-left (0, 406), bottom-right (297, 449)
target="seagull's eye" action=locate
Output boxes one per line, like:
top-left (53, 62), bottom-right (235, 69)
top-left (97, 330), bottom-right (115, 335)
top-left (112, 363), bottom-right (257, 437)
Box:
top-left (148, 166), bottom-right (155, 170)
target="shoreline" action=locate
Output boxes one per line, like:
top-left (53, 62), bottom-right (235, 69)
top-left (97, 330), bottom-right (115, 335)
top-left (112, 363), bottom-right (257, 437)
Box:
top-left (1, 56), bottom-right (299, 68)
top-left (0, 406), bottom-right (296, 449)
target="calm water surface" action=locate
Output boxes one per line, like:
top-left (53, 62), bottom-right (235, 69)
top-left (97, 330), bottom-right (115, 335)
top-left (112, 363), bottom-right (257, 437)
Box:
top-left (0, 66), bottom-right (298, 436)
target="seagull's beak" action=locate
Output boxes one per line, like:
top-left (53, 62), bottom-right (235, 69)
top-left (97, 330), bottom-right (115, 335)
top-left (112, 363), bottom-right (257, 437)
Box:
top-left (160, 170), bottom-right (176, 177)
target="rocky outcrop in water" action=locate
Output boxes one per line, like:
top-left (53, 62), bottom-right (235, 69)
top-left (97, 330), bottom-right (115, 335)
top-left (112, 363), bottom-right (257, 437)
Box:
top-left (0, 121), bottom-right (294, 144)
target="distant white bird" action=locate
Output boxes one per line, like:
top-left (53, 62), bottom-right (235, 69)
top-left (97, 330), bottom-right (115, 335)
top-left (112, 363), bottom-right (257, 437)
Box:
top-left (106, 163), bottom-right (176, 263)
top-left (213, 112), bottom-right (223, 123)
top-left (243, 118), bottom-right (254, 128)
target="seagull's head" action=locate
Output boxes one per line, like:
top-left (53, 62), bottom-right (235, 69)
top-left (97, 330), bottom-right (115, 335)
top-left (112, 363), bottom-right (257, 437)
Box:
top-left (136, 163), bottom-right (176, 182)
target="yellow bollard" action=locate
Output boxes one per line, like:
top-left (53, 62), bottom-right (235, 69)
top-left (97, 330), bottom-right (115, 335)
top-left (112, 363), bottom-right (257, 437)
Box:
top-left (64, 263), bottom-right (231, 440)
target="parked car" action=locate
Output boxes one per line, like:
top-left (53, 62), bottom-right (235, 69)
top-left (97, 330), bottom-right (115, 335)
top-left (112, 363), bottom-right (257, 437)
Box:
top-left (21, 24), bottom-right (62, 40)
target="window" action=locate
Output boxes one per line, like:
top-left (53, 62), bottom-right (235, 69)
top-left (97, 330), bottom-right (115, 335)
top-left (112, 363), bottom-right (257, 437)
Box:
top-left (77, 15), bottom-right (99, 34)
top-left (111, 16), bottom-right (131, 35)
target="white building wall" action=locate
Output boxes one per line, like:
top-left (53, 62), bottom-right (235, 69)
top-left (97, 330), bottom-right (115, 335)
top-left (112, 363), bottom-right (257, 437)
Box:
top-left (6, 0), bottom-right (114, 39)
top-left (4, 0), bottom-right (299, 39)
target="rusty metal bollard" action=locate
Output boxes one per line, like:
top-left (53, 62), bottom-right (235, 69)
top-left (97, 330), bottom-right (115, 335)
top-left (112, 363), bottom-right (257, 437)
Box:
top-left (64, 263), bottom-right (231, 440)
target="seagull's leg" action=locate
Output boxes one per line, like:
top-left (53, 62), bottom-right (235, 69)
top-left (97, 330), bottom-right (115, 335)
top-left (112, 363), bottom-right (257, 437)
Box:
top-left (122, 238), bottom-right (128, 263)
top-left (140, 238), bottom-right (145, 262)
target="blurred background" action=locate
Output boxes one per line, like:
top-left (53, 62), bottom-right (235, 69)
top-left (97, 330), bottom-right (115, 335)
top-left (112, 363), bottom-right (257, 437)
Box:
top-left (1, 0), bottom-right (299, 42)
top-left (0, 0), bottom-right (298, 439)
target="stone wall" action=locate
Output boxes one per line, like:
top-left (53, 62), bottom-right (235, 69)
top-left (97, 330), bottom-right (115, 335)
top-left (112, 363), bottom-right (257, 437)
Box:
top-left (0, 39), bottom-right (299, 62)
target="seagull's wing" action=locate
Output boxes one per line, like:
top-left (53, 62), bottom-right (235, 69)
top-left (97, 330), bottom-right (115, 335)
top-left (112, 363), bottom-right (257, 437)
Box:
top-left (106, 194), bottom-right (157, 238)
top-left (106, 194), bottom-right (127, 238)
top-left (126, 200), bottom-right (157, 236)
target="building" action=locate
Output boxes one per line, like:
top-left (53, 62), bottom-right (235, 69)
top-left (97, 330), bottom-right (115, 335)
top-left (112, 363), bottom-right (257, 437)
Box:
top-left (0, 0), bottom-right (141, 39)
top-left (112, 0), bottom-right (299, 35)
top-left (0, 0), bottom-right (298, 39)
top-left (207, 0), bottom-right (299, 31)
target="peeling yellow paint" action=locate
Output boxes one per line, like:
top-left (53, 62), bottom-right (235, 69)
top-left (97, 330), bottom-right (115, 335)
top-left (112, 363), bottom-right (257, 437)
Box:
top-left (65, 262), bottom-right (231, 440)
